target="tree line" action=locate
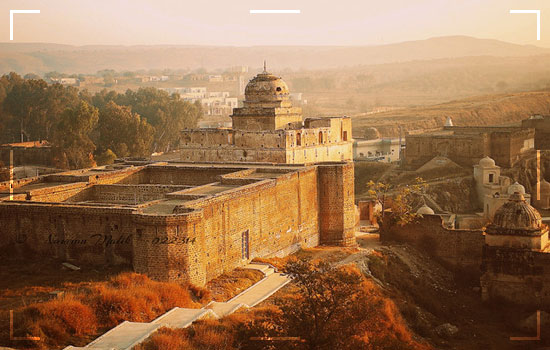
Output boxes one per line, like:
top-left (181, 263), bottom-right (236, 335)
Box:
top-left (0, 73), bottom-right (202, 169)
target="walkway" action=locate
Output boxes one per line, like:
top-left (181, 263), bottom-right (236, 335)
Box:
top-left (63, 263), bottom-right (290, 350)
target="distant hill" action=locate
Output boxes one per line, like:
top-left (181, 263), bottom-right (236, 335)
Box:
top-left (351, 91), bottom-right (550, 137)
top-left (0, 36), bottom-right (549, 74)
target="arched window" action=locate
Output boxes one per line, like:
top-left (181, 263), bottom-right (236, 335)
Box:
top-left (319, 131), bottom-right (323, 144)
top-left (296, 133), bottom-right (302, 146)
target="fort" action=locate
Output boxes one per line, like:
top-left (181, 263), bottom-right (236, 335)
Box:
top-left (404, 124), bottom-right (535, 169)
top-left (180, 68), bottom-right (353, 164)
top-left (0, 71), bottom-right (356, 286)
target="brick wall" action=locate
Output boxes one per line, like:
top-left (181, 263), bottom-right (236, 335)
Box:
top-left (0, 203), bottom-right (135, 266)
top-left (0, 163), bottom-right (357, 286)
top-left (481, 246), bottom-right (550, 308)
top-left (318, 162), bottom-right (356, 246)
top-left (386, 214), bottom-right (485, 272)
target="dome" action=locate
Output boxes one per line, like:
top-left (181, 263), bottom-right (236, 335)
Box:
top-left (417, 204), bottom-right (435, 215)
top-left (244, 72), bottom-right (290, 103)
top-left (479, 156), bottom-right (496, 168)
top-left (540, 179), bottom-right (550, 194)
top-left (490, 192), bottom-right (542, 232)
top-left (507, 181), bottom-right (526, 195)
top-left (364, 127), bottom-right (381, 140)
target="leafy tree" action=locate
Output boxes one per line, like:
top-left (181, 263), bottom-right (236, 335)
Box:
top-left (50, 101), bottom-right (99, 169)
top-left (95, 149), bottom-right (117, 165)
top-left (96, 101), bottom-right (154, 158)
top-left (23, 73), bottom-right (41, 80)
top-left (279, 259), bottom-right (364, 350)
top-left (113, 87), bottom-right (202, 152)
top-left (2, 75), bottom-right (80, 142)
top-left (239, 259), bottom-right (423, 350)
top-left (366, 178), bottom-right (427, 234)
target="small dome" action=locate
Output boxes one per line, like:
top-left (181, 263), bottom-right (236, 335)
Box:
top-left (507, 182), bottom-right (526, 195)
top-left (479, 156), bottom-right (496, 168)
top-left (364, 127), bottom-right (381, 140)
top-left (490, 192), bottom-right (542, 232)
top-left (417, 204), bottom-right (435, 215)
top-left (244, 72), bottom-right (289, 103)
top-left (540, 179), bottom-right (550, 194)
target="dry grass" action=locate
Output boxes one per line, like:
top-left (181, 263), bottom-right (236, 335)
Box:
top-left (4, 272), bottom-right (207, 350)
top-left (137, 264), bottom-right (431, 350)
top-left (253, 246), bottom-right (356, 271)
top-left (205, 268), bottom-right (263, 302)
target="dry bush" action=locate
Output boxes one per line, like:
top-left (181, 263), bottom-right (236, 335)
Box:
top-left (206, 268), bottom-right (263, 301)
top-left (138, 261), bottom-right (431, 350)
top-left (88, 273), bottom-right (200, 327)
top-left (16, 295), bottom-right (97, 349)
top-left (12, 272), bottom-right (203, 349)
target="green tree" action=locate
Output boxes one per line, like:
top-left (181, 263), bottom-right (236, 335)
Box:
top-left (366, 178), bottom-right (427, 235)
top-left (279, 259), bottom-right (364, 350)
top-left (95, 149), bottom-right (117, 165)
top-left (50, 101), bottom-right (99, 169)
top-left (96, 101), bottom-right (154, 158)
top-left (114, 87), bottom-right (202, 152)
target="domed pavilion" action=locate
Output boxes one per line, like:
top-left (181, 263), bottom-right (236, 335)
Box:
top-left (484, 192), bottom-right (548, 251)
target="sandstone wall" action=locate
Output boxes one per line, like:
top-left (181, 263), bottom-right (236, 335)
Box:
top-left (0, 203), bottom-right (135, 266)
top-left (522, 116), bottom-right (550, 150)
top-left (318, 162), bottom-right (356, 246)
top-left (185, 166), bottom-right (322, 282)
top-left (481, 246), bottom-right (550, 308)
top-left (386, 214), bottom-right (485, 272)
top-left (0, 146), bottom-right (53, 167)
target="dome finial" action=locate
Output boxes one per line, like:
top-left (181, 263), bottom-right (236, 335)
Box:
top-left (263, 60), bottom-right (267, 73)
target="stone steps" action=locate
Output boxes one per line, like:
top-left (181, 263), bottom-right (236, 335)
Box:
top-left (151, 307), bottom-right (214, 328)
top-left (244, 262), bottom-right (275, 276)
top-left (62, 263), bottom-right (290, 350)
top-left (206, 301), bottom-right (248, 318)
top-left (84, 321), bottom-right (163, 350)
top-left (230, 272), bottom-right (290, 307)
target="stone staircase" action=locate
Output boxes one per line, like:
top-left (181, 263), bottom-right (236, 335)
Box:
top-left (63, 263), bottom-right (289, 350)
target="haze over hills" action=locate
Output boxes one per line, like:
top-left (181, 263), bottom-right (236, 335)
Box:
top-left (351, 91), bottom-right (550, 137)
top-left (0, 36), bottom-right (549, 74)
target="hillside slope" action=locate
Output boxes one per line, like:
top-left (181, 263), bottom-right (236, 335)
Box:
top-left (351, 91), bottom-right (550, 137)
top-left (0, 36), bottom-right (549, 74)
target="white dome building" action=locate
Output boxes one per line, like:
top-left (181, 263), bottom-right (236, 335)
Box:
top-left (507, 182), bottom-right (526, 195)
top-left (417, 204), bottom-right (435, 215)
top-left (478, 156), bottom-right (496, 168)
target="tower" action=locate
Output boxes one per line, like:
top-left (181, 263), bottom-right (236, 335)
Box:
top-left (230, 71), bottom-right (303, 131)
top-left (481, 193), bottom-right (550, 307)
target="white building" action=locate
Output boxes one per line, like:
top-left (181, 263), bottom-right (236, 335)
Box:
top-left (353, 138), bottom-right (401, 162)
top-left (473, 156), bottom-right (531, 219)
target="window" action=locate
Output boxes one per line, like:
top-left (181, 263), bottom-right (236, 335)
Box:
top-left (296, 133), bottom-right (301, 146)
top-left (488, 174), bottom-right (494, 183)
top-left (343, 131), bottom-right (348, 141)
top-left (241, 230), bottom-right (250, 260)
top-left (319, 131), bottom-right (323, 144)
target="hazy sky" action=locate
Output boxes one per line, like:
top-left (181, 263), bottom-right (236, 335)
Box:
top-left (1, 0), bottom-right (549, 47)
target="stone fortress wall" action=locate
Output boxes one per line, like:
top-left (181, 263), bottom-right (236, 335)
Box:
top-left (0, 161), bottom-right (355, 286)
top-left (522, 114), bottom-right (550, 150)
top-left (404, 125), bottom-right (535, 169)
top-left (0, 70), bottom-right (357, 286)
